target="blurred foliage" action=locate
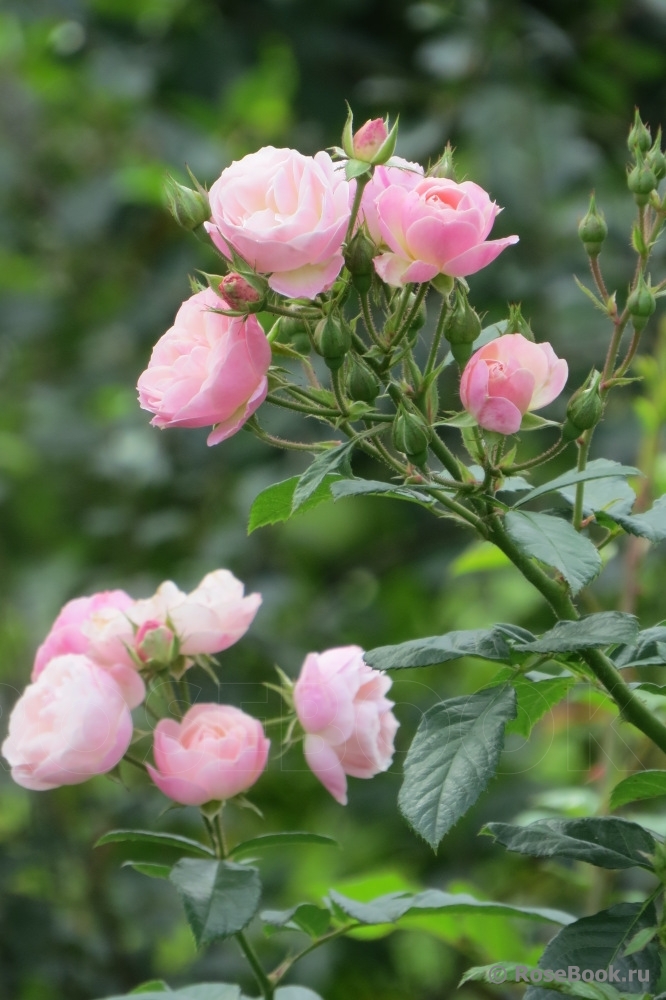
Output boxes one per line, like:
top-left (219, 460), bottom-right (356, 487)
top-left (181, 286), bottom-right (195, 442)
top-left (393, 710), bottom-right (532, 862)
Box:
top-left (1, 0), bottom-right (666, 997)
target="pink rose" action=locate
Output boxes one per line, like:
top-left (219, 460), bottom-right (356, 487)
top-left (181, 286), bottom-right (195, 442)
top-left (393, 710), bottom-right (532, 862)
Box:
top-left (32, 590), bottom-right (145, 709)
top-left (147, 704), bottom-right (270, 806)
top-left (294, 645), bottom-right (399, 806)
top-left (168, 569), bottom-right (262, 656)
top-left (460, 333), bottom-right (568, 435)
top-left (2, 654), bottom-right (133, 791)
top-left (137, 288), bottom-right (271, 446)
top-left (205, 147), bottom-right (352, 299)
top-left (372, 177), bottom-right (519, 287)
top-left (359, 157), bottom-right (424, 244)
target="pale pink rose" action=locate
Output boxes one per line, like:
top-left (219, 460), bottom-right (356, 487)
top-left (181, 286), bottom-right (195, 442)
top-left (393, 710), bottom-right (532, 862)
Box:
top-left (460, 333), bottom-right (568, 435)
top-left (168, 569), bottom-right (262, 656)
top-left (32, 590), bottom-right (145, 709)
top-left (359, 158), bottom-right (424, 245)
top-left (205, 147), bottom-right (352, 299)
top-left (2, 654), bottom-right (133, 791)
top-left (137, 288), bottom-right (271, 446)
top-left (294, 645), bottom-right (398, 806)
top-left (147, 704), bottom-right (269, 806)
top-left (372, 177), bottom-right (519, 287)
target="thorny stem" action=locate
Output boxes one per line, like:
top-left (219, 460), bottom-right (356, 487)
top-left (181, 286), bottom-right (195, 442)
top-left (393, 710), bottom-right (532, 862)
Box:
top-left (424, 294), bottom-right (450, 376)
top-left (360, 290), bottom-right (383, 348)
top-left (502, 436), bottom-right (568, 473)
top-left (344, 174), bottom-right (370, 243)
top-left (391, 284), bottom-right (428, 350)
top-left (428, 430), bottom-right (464, 481)
top-left (572, 432), bottom-right (592, 530)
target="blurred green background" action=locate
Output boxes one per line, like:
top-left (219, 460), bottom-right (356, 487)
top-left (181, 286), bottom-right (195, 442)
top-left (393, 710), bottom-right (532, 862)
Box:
top-left (2, 0), bottom-right (666, 997)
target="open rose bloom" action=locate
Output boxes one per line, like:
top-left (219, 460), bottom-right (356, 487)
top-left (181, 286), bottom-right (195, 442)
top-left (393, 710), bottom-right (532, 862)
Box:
top-left (460, 333), bottom-right (568, 435)
top-left (294, 645), bottom-right (399, 805)
top-left (205, 147), bottom-right (352, 299)
top-left (137, 287), bottom-right (271, 446)
top-left (372, 177), bottom-right (518, 287)
top-left (147, 704), bottom-right (270, 806)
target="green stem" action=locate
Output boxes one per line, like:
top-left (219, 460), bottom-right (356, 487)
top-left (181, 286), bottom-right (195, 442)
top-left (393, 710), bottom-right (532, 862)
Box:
top-left (330, 366), bottom-right (349, 416)
top-left (122, 752), bottom-right (148, 773)
top-left (265, 303), bottom-right (320, 320)
top-left (270, 923), bottom-right (359, 984)
top-left (391, 283), bottom-right (428, 349)
top-left (589, 255), bottom-right (609, 302)
top-left (424, 294), bottom-right (450, 375)
top-left (360, 290), bottom-right (383, 348)
top-left (266, 392), bottom-right (339, 419)
top-left (344, 174), bottom-right (370, 243)
top-left (501, 436), bottom-right (568, 474)
top-left (428, 430), bottom-right (464, 481)
top-left (236, 931), bottom-right (275, 1000)
top-left (572, 432), bottom-right (592, 530)
top-left (248, 420), bottom-right (336, 453)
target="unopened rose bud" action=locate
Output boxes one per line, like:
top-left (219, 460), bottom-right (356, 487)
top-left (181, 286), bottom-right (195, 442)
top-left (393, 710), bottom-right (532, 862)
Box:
top-left (347, 357), bottom-right (380, 403)
top-left (505, 303), bottom-right (535, 341)
top-left (647, 130), bottom-right (666, 182)
top-left (277, 315), bottom-right (311, 354)
top-left (353, 118), bottom-right (388, 161)
top-left (164, 175), bottom-right (210, 230)
top-left (344, 230), bottom-right (377, 295)
top-left (136, 621), bottom-right (177, 665)
top-left (628, 110), bottom-right (652, 155)
top-left (578, 194), bottom-right (608, 258)
top-left (627, 274), bottom-right (656, 332)
top-left (392, 407), bottom-right (431, 467)
top-left (563, 369), bottom-right (604, 440)
top-left (427, 142), bottom-right (457, 180)
top-left (444, 288), bottom-right (482, 365)
top-left (314, 315), bottom-right (352, 369)
top-left (218, 273), bottom-right (266, 313)
top-left (628, 157), bottom-right (657, 206)
top-left (415, 374), bottom-right (439, 424)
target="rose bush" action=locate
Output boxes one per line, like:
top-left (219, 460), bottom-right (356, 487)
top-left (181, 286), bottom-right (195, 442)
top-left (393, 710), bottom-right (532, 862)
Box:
top-left (372, 177), bottom-right (519, 287)
top-left (293, 645), bottom-right (398, 805)
top-left (137, 287), bottom-right (271, 446)
top-left (3, 654), bottom-right (134, 790)
top-left (205, 146), bottom-right (352, 298)
top-left (460, 333), bottom-right (569, 434)
top-left (147, 704), bottom-right (270, 806)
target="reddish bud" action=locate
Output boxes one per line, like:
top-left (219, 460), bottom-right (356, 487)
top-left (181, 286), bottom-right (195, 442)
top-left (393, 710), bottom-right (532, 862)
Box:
top-left (218, 273), bottom-right (266, 313)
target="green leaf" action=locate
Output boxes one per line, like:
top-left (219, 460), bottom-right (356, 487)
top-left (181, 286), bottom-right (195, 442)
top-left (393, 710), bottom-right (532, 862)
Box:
top-left (437, 411), bottom-right (479, 428)
top-left (623, 926), bottom-right (658, 957)
top-left (122, 861), bottom-right (173, 879)
top-left (328, 888), bottom-right (573, 926)
top-left (95, 829), bottom-right (215, 857)
top-left (482, 817), bottom-right (657, 870)
top-left (364, 627), bottom-right (519, 670)
top-left (513, 613), bottom-right (639, 654)
top-left (610, 771), bottom-right (666, 810)
top-left (505, 676), bottom-right (575, 738)
top-left (519, 413), bottom-right (561, 430)
top-left (524, 902), bottom-right (661, 1000)
top-left (129, 984), bottom-right (170, 995)
top-left (610, 494), bottom-right (666, 543)
top-left (512, 460), bottom-right (640, 509)
top-left (330, 478), bottom-right (436, 507)
top-left (558, 461), bottom-right (636, 517)
top-left (274, 989), bottom-right (324, 1000)
top-left (292, 443), bottom-right (354, 512)
top-left (611, 625), bottom-right (666, 668)
top-left (98, 986), bottom-right (242, 1000)
top-left (248, 474), bottom-right (341, 532)
top-left (228, 832), bottom-right (338, 859)
top-left (504, 511), bottom-right (601, 594)
top-left (399, 686), bottom-right (517, 848)
top-left (169, 860), bottom-right (261, 948)
top-left (261, 903), bottom-right (331, 937)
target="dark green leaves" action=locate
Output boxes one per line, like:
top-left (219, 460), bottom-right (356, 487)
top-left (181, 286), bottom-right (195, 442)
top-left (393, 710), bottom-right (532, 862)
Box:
top-left (610, 771), bottom-right (666, 810)
top-left (365, 628), bottom-right (514, 670)
top-left (95, 829), bottom-right (215, 858)
top-left (291, 443), bottom-right (353, 510)
top-left (399, 686), bottom-right (517, 848)
top-left (504, 511), bottom-right (601, 594)
top-left (330, 478), bottom-right (435, 507)
top-left (611, 625), bottom-right (666, 668)
top-left (247, 474), bottom-right (340, 532)
top-left (525, 902), bottom-right (661, 1000)
top-left (512, 461), bottom-right (640, 509)
top-left (261, 903), bottom-right (331, 937)
top-left (482, 817), bottom-right (657, 870)
top-left (513, 614), bottom-right (639, 654)
top-left (169, 860), bottom-right (261, 948)
top-left (608, 494), bottom-right (666, 543)
top-left (228, 832), bottom-right (338, 859)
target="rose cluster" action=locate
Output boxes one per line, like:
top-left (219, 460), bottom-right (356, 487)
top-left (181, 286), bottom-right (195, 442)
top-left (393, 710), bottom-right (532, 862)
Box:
top-left (3, 577), bottom-right (398, 808)
top-left (137, 115), bottom-right (568, 445)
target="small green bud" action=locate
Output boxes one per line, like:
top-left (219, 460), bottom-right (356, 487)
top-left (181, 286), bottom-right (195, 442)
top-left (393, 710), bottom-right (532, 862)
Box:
top-left (314, 315), bottom-right (351, 369)
top-left (578, 194), bottom-right (608, 258)
top-left (628, 158), bottom-right (657, 206)
top-left (562, 369), bottom-right (604, 440)
top-left (504, 303), bottom-right (535, 341)
top-left (444, 289), bottom-right (482, 349)
top-left (628, 110), bottom-right (652, 154)
top-left (627, 274), bottom-right (656, 332)
top-left (346, 357), bottom-right (380, 403)
top-left (646, 128), bottom-right (666, 181)
top-left (344, 230), bottom-right (377, 295)
top-left (392, 406), bottom-right (431, 467)
top-left (164, 174), bottom-right (210, 230)
top-left (276, 315), bottom-right (311, 354)
top-left (427, 142), bottom-right (457, 180)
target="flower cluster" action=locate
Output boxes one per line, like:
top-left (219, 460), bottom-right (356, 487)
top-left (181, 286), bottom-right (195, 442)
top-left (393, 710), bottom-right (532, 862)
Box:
top-left (3, 576), bottom-right (398, 808)
top-left (137, 112), bottom-right (569, 447)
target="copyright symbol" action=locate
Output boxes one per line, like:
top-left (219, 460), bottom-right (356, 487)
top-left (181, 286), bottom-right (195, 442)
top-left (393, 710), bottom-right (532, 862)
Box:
top-left (488, 965), bottom-right (507, 984)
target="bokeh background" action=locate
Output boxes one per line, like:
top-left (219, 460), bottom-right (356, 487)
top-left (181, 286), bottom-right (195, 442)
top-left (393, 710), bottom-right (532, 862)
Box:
top-left (2, 1), bottom-right (666, 997)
